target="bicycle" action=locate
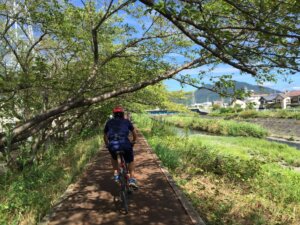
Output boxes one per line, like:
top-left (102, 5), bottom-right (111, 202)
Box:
top-left (115, 150), bottom-right (133, 214)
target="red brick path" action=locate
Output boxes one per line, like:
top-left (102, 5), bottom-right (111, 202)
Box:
top-left (43, 131), bottom-right (197, 225)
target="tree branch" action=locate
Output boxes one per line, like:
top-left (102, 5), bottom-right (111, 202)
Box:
top-left (25, 32), bottom-right (47, 63)
top-left (92, 0), bottom-right (134, 64)
top-left (3, 35), bottom-right (27, 72)
top-left (0, 56), bottom-right (206, 152)
top-left (171, 77), bottom-right (233, 98)
top-left (139, 0), bottom-right (258, 76)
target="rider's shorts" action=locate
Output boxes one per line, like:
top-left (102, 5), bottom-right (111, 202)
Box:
top-left (108, 143), bottom-right (134, 163)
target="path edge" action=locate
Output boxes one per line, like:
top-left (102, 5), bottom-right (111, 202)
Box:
top-left (38, 156), bottom-right (99, 225)
top-left (138, 130), bottom-right (206, 225)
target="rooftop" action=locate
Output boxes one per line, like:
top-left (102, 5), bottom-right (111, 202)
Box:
top-left (285, 90), bottom-right (300, 97)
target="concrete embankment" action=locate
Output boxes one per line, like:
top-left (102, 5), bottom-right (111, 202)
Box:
top-left (199, 115), bottom-right (300, 150)
top-left (266, 137), bottom-right (300, 150)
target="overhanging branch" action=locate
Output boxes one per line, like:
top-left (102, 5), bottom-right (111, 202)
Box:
top-left (0, 56), bottom-right (206, 152)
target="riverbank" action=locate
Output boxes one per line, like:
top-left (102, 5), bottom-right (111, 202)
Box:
top-left (239, 117), bottom-right (300, 141)
top-left (203, 114), bottom-right (300, 141)
top-left (167, 115), bottom-right (300, 150)
top-left (134, 114), bottom-right (300, 224)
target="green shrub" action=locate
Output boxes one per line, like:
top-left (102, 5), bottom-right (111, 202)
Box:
top-left (0, 133), bottom-right (101, 224)
top-left (154, 143), bottom-right (181, 170)
top-left (219, 107), bottom-right (235, 114)
top-left (239, 110), bottom-right (259, 118)
top-left (254, 164), bottom-right (300, 204)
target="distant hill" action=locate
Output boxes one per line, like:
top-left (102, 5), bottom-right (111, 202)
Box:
top-left (193, 81), bottom-right (280, 103)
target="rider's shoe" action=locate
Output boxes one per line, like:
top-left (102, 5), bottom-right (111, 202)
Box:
top-left (129, 178), bottom-right (138, 190)
top-left (113, 175), bottom-right (119, 183)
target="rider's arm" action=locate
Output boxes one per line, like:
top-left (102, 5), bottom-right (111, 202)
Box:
top-left (132, 127), bottom-right (137, 144)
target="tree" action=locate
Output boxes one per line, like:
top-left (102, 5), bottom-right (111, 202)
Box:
top-left (0, 0), bottom-right (299, 154)
top-left (140, 0), bottom-right (299, 78)
top-left (0, 0), bottom-right (200, 153)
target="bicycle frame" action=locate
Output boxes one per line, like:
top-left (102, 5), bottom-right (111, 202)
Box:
top-left (116, 151), bottom-right (131, 213)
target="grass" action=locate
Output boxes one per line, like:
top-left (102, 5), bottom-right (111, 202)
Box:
top-left (0, 132), bottom-right (101, 225)
top-left (161, 115), bottom-right (268, 138)
top-left (133, 113), bottom-right (300, 225)
top-left (210, 109), bottom-right (300, 120)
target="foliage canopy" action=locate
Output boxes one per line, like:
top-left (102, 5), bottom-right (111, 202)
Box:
top-left (0, 0), bottom-right (299, 154)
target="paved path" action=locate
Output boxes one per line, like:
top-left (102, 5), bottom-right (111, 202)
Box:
top-left (42, 131), bottom-right (200, 225)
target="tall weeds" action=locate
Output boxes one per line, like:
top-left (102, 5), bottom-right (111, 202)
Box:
top-left (163, 115), bottom-right (268, 138)
top-left (0, 132), bottom-right (101, 225)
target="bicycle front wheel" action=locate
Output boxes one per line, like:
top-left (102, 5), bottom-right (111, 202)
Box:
top-left (120, 190), bottom-right (128, 213)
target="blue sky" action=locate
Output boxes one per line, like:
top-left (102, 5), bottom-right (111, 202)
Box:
top-left (69, 0), bottom-right (300, 93)
top-left (164, 66), bottom-right (300, 92)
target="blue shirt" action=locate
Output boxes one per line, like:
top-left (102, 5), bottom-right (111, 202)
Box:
top-left (104, 118), bottom-right (134, 144)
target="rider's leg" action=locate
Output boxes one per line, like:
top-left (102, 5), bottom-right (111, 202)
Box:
top-left (125, 147), bottom-right (135, 178)
top-left (125, 148), bottom-right (138, 188)
top-left (128, 161), bottom-right (135, 179)
top-left (108, 149), bottom-right (118, 177)
top-left (128, 161), bottom-right (138, 188)
top-left (111, 158), bottom-right (118, 175)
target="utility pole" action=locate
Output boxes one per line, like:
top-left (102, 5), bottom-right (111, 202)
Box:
top-left (192, 91), bottom-right (196, 105)
top-left (8, 0), bottom-right (35, 68)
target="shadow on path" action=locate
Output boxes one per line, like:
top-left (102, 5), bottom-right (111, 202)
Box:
top-left (45, 131), bottom-right (195, 225)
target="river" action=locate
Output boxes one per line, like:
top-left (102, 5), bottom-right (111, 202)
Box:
top-left (174, 126), bottom-right (300, 151)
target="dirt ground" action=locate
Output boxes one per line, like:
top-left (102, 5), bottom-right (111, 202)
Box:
top-left (241, 118), bottom-right (300, 141)
top-left (41, 131), bottom-right (200, 225)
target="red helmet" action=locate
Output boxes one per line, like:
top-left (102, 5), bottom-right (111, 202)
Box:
top-left (113, 106), bottom-right (124, 113)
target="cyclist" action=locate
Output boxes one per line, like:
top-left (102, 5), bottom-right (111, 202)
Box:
top-left (104, 106), bottom-right (138, 189)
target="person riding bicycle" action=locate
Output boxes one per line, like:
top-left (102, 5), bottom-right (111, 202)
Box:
top-left (104, 106), bottom-right (138, 189)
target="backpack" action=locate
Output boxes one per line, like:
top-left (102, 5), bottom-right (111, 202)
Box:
top-left (109, 134), bottom-right (126, 151)
top-left (106, 118), bottom-right (131, 151)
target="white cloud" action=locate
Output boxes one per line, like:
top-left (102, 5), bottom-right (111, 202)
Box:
top-left (179, 67), bottom-right (201, 75)
top-left (167, 53), bottom-right (186, 58)
top-left (210, 67), bottom-right (239, 73)
top-left (260, 82), bottom-right (274, 87)
top-left (178, 65), bottom-right (240, 76)
top-left (291, 86), bottom-right (300, 90)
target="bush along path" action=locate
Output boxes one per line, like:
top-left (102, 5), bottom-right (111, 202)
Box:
top-left (40, 130), bottom-right (204, 225)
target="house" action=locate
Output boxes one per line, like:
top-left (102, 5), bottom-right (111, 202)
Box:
top-left (231, 93), bottom-right (269, 110)
top-left (286, 90), bottom-right (300, 107)
top-left (274, 93), bottom-right (290, 109)
top-left (228, 93), bottom-right (268, 110)
top-left (231, 99), bottom-right (247, 109)
top-left (212, 100), bottom-right (224, 107)
top-left (259, 93), bottom-right (279, 109)
top-left (245, 93), bottom-right (268, 109)
top-left (260, 91), bottom-right (300, 109)
top-left (273, 91), bottom-right (300, 109)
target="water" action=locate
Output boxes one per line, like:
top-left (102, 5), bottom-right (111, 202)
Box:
top-left (173, 126), bottom-right (212, 137)
top-left (147, 110), bottom-right (178, 115)
top-left (173, 126), bottom-right (300, 150)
